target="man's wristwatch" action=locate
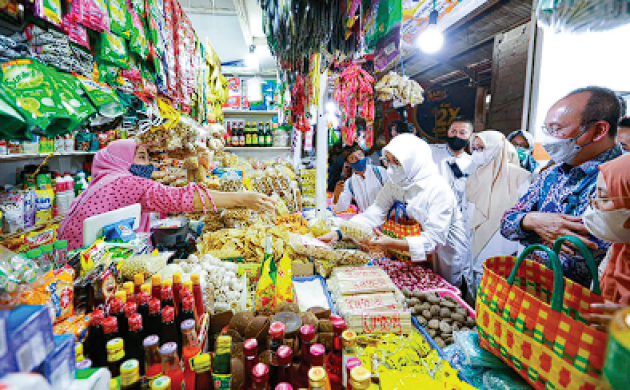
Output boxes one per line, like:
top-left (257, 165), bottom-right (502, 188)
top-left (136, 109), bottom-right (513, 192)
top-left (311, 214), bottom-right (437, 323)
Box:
top-left (336, 230), bottom-right (343, 242)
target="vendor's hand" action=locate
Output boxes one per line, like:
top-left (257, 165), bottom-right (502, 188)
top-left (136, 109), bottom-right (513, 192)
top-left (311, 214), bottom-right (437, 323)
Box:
top-left (521, 212), bottom-right (598, 255)
top-left (585, 302), bottom-right (625, 332)
top-left (364, 229), bottom-right (396, 251)
top-left (333, 180), bottom-right (345, 201)
top-left (318, 231), bottom-right (339, 245)
top-left (241, 193), bottom-right (275, 213)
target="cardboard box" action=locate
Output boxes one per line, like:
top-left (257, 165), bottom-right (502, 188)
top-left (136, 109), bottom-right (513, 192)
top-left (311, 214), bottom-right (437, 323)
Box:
top-left (223, 96), bottom-right (242, 109)
top-left (227, 77), bottom-right (242, 96)
top-left (292, 262), bottom-right (314, 277)
top-left (0, 305), bottom-right (55, 377)
top-left (36, 334), bottom-right (76, 390)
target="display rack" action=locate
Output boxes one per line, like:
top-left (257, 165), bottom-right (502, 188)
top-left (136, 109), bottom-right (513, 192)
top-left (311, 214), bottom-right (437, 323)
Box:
top-left (223, 109), bottom-right (278, 115)
top-left (0, 216), bottom-right (65, 241)
top-left (224, 146), bottom-right (291, 159)
top-left (0, 151), bottom-right (96, 161)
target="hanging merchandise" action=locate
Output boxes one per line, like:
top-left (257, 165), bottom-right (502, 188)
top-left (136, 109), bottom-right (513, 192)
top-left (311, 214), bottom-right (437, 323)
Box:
top-left (289, 75), bottom-right (310, 133)
top-left (34, 0), bottom-right (63, 28)
top-left (375, 71), bottom-right (425, 107)
top-left (333, 64), bottom-right (375, 146)
top-left (108, 0), bottom-right (132, 39)
top-left (537, 0), bottom-right (630, 33)
top-left (96, 33), bottom-right (129, 70)
top-left (129, 9), bottom-right (149, 60)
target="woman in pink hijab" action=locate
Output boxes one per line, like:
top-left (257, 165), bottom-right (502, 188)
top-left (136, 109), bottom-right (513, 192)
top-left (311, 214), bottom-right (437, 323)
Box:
top-left (58, 139), bottom-right (273, 250)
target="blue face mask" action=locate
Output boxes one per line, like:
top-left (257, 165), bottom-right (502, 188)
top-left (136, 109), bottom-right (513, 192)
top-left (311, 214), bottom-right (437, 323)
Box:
top-left (350, 157), bottom-right (368, 172)
top-left (130, 163), bottom-right (155, 179)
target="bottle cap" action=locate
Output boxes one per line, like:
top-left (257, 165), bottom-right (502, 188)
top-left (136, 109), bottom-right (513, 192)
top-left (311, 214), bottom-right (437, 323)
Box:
top-left (269, 321), bottom-right (286, 338)
top-left (134, 273), bottom-right (144, 286)
top-left (244, 339), bottom-right (258, 356)
top-left (329, 314), bottom-right (343, 323)
top-left (277, 345), bottom-right (293, 365)
top-left (275, 384), bottom-right (293, 390)
top-left (159, 342), bottom-right (177, 356)
top-left (182, 296), bottom-right (194, 312)
top-left (76, 358), bottom-right (92, 370)
top-left (162, 306), bottom-right (175, 323)
top-left (120, 359), bottom-right (140, 385)
top-left (54, 240), bottom-right (68, 249)
top-left (161, 280), bottom-right (171, 288)
top-left (183, 280), bottom-right (193, 293)
top-left (143, 334), bottom-right (159, 348)
top-left (180, 319), bottom-right (195, 331)
top-left (151, 274), bottom-right (161, 286)
top-left (123, 281), bottom-right (134, 296)
top-left (192, 353), bottom-right (211, 373)
top-left (103, 316), bottom-right (118, 334)
top-left (191, 273), bottom-right (200, 284)
top-left (342, 330), bottom-right (357, 346)
top-left (309, 343), bottom-right (325, 358)
top-left (141, 283), bottom-right (151, 295)
top-left (115, 291), bottom-right (127, 304)
top-left (152, 376), bottom-right (171, 390)
top-left (252, 363), bottom-right (270, 381)
top-left (308, 367), bottom-right (326, 385)
top-left (90, 309), bottom-right (104, 326)
top-left (110, 298), bottom-right (124, 314)
top-left (350, 366), bottom-right (371, 384)
top-left (106, 338), bottom-right (124, 362)
top-left (124, 302), bottom-right (138, 318)
top-left (41, 244), bottom-right (53, 253)
top-left (137, 292), bottom-right (150, 306)
top-left (128, 313), bottom-right (142, 332)
top-left (149, 298), bottom-right (161, 315)
top-left (299, 325), bottom-right (315, 342)
top-left (346, 357), bottom-right (362, 372)
top-left (332, 318), bottom-right (347, 334)
top-left (161, 285), bottom-right (173, 300)
top-left (173, 272), bottom-right (181, 283)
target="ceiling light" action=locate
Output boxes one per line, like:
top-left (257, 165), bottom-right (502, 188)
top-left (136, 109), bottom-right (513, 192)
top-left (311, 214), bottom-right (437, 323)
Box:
top-left (245, 45), bottom-right (259, 69)
top-left (417, 9), bottom-right (443, 54)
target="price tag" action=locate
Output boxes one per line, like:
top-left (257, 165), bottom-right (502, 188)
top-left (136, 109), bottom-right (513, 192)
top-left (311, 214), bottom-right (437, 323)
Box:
top-left (361, 311), bottom-right (405, 334)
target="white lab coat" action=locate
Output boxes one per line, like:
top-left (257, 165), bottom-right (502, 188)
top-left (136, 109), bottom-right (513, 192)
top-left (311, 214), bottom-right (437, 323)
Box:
top-left (430, 144), bottom-right (474, 210)
top-left (334, 165), bottom-right (388, 213)
top-left (352, 180), bottom-right (470, 287)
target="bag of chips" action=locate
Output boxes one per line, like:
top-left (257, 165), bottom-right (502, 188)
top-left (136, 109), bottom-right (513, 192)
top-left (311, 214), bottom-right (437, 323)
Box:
top-left (75, 74), bottom-right (124, 118)
top-left (96, 33), bottom-right (129, 69)
top-left (255, 252), bottom-right (277, 312)
top-left (108, 0), bottom-right (131, 39)
top-left (129, 10), bottom-right (149, 59)
top-left (34, 0), bottom-right (63, 27)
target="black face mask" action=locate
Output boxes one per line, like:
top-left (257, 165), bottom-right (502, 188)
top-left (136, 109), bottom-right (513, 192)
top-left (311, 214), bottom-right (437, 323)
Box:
top-left (446, 136), bottom-right (469, 151)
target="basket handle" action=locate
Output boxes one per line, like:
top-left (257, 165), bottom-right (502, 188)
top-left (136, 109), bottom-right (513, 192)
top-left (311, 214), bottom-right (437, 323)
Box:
top-left (550, 235), bottom-right (601, 295)
top-left (386, 200), bottom-right (408, 224)
top-left (506, 244), bottom-right (565, 312)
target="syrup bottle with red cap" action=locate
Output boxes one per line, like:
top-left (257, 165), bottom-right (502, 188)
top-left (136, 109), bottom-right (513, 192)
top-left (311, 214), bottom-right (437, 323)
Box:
top-left (268, 322), bottom-right (287, 388)
top-left (136, 291), bottom-right (150, 329)
top-left (252, 363), bottom-right (270, 390)
top-left (244, 339), bottom-right (259, 390)
top-left (126, 313), bottom-right (145, 375)
top-left (147, 298), bottom-right (162, 339)
top-left (276, 345), bottom-right (293, 387)
top-left (296, 325), bottom-right (316, 388)
top-left (85, 309), bottom-right (106, 367)
top-left (325, 318), bottom-right (346, 390)
top-left (161, 306), bottom-right (178, 347)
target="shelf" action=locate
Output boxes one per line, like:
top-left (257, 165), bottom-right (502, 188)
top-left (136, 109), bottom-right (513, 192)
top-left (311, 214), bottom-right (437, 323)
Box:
top-left (0, 216), bottom-right (65, 241)
top-left (223, 109), bottom-right (278, 115)
top-left (224, 147), bottom-right (291, 151)
top-left (0, 151), bottom-right (96, 161)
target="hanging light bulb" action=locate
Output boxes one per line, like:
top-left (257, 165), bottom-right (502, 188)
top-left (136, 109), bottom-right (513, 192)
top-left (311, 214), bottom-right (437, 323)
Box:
top-left (245, 45), bottom-right (259, 69)
top-left (417, 9), bottom-right (444, 54)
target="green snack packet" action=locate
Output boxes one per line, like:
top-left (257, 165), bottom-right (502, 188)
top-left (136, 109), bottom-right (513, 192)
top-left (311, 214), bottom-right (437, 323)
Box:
top-left (0, 95), bottom-right (28, 140)
top-left (129, 11), bottom-right (149, 59)
top-left (96, 33), bottom-right (129, 69)
top-left (48, 72), bottom-right (96, 137)
top-left (75, 74), bottom-right (124, 118)
top-left (131, 0), bottom-right (146, 18)
top-left (109, 0), bottom-right (132, 39)
top-left (97, 63), bottom-right (121, 85)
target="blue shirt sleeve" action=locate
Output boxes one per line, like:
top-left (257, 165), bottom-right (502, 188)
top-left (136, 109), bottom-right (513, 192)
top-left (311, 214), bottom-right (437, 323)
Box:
top-left (500, 169), bottom-right (548, 242)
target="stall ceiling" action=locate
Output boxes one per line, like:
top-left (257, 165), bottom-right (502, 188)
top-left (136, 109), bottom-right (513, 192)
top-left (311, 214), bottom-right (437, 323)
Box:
top-left (404, 0), bottom-right (533, 88)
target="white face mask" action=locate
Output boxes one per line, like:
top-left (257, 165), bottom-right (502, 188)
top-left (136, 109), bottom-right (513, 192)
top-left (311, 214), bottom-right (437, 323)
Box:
top-left (471, 150), bottom-right (493, 166)
top-left (387, 164), bottom-right (407, 186)
top-left (582, 205), bottom-right (630, 243)
top-left (542, 126), bottom-right (591, 164)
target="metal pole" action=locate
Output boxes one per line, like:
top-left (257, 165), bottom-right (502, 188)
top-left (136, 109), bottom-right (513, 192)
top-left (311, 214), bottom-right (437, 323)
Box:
top-left (315, 70), bottom-right (329, 220)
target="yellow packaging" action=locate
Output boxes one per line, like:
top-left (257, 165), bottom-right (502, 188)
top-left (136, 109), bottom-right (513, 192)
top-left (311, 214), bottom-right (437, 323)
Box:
top-left (35, 188), bottom-right (54, 225)
top-left (80, 239), bottom-right (109, 275)
top-left (255, 253), bottom-right (276, 311)
top-left (275, 251), bottom-right (297, 305)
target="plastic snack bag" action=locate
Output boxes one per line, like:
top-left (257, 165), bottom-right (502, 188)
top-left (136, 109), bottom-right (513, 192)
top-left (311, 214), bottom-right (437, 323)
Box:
top-left (0, 187), bottom-right (24, 233)
top-left (108, 0), bottom-right (131, 39)
top-left (34, 0), bottom-right (62, 27)
top-left (41, 266), bottom-right (75, 323)
top-left (255, 237), bottom-right (277, 312)
top-left (453, 331), bottom-right (505, 368)
top-left (129, 9), bottom-right (148, 59)
top-left (96, 33), bottom-right (129, 69)
top-left (275, 251), bottom-right (297, 305)
top-left (75, 74), bottom-right (124, 118)
top-left (52, 72), bottom-right (96, 134)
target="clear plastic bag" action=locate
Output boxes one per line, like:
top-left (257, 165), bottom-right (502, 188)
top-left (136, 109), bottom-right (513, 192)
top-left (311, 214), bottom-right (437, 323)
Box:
top-left (339, 220), bottom-right (375, 243)
top-left (443, 344), bottom-right (488, 389)
top-left (482, 369), bottom-right (533, 390)
top-left (119, 252), bottom-right (170, 280)
top-left (453, 330), bottom-right (505, 367)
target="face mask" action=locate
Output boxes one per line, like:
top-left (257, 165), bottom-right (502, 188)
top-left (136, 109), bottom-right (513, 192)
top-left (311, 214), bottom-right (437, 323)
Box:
top-left (130, 163), bottom-right (155, 179)
top-left (472, 150), bottom-right (493, 166)
top-left (583, 205), bottom-right (630, 243)
top-left (542, 126), bottom-right (591, 164)
top-left (446, 136), bottom-right (469, 152)
top-left (387, 164), bottom-right (407, 185)
top-left (350, 157), bottom-right (368, 172)
top-left (515, 146), bottom-right (529, 163)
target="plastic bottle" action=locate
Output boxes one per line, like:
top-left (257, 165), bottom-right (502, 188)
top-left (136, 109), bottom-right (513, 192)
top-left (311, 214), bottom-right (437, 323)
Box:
top-left (76, 171), bottom-right (89, 195)
top-left (143, 335), bottom-right (162, 388)
top-left (120, 359), bottom-right (142, 390)
top-left (106, 338), bottom-right (125, 379)
top-left (191, 273), bottom-right (204, 321)
top-left (244, 339), bottom-right (259, 390)
top-left (53, 240), bottom-right (68, 265)
top-left (172, 272), bottom-right (182, 316)
top-left (181, 319), bottom-right (201, 389)
top-left (160, 342), bottom-right (184, 390)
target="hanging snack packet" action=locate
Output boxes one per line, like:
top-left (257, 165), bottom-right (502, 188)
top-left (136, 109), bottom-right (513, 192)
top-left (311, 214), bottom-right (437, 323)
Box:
top-left (129, 9), bottom-right (148, 59)
top-left (34, 0), bottom-right (63, 27)
top-left (41, 266), bottom-right (75, 323)
top-left (130, 0), bottom-right (145, 19)
top-left (50, 72), bottom-right (96, 136)
top-left (275, 251), bottom-right (297, 305)
top-left (108, 0), bottom-right (131, 39)
top-left (74, 74), bottom-right (124, 118)
top-left (97, 63), bottom-right (121, 86)
top-left (96, 33), bottom-right (129, 69)
top-left (0, 95), bottom-right (27, 140)
top-left (256, 236), bottom-right (277, 312)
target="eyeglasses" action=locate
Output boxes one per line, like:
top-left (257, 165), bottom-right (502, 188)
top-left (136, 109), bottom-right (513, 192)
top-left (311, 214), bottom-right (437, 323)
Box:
top-left (541, 121), bottom-right (597, 137)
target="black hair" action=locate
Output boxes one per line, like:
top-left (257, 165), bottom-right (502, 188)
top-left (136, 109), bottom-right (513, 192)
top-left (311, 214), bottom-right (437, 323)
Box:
top-left (620, 117), bottom-right (630, 129)
top-left (450, 116), bottom-right (474, 129)
top-left (566, 86), bottom-right (621, 138)
top-left (343, 144), bottom-right (363, 160)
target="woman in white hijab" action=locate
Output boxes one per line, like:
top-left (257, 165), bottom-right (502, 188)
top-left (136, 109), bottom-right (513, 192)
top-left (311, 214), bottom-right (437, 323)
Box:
top-left (466, 130), bottom-right (531, 293)
top-left (320, 134), bottom-right (471, 288)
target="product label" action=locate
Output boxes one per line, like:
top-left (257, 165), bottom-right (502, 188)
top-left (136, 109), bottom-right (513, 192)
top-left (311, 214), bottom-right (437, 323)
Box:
top-left (362, 311), bottom-right (403, 334)
top-left (212, 373), bottom-right (231, 390)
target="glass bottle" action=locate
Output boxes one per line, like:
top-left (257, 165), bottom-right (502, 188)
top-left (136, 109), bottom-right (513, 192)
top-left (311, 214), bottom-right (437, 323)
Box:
top-left (341, 330), bottom-right (358, 389)
top-left (309, 344), bottom-right (326, 368)
top-left (296, 325), bottom-right (315, 388)
top-left (123, 282), bottom-right (136, 304)
top-left (308, 367), bottom-right (330, 390)
top-left (86, 309), bottom-right (107, 367)
top-left (172, 272), bottom-right (182, 316)
top-left (252, 122), bottom-right (259, 146)
top-left (147, 298), bottom-right (162, 340)
top-left (136, 292), bottom-right (150, 329)
top-left (125, 314), bottom-right (145, 375)
top-left (134, 273), bottom-right (144, 295)
top-left (160, 342), bottom-right (184, 390)
top-left (110, 297), bottom-right (127, 341)
top-left (325, 319), bottom-right (346, 390)
top-left (161, 285), bottom-right (175, 311)
top-left (152, 376), bottom-right (171, 390)
top-left (161, 306), bottom-right (178, 347)
top-left (246, 122), bottom-right (252, 146)
top-left (178, 295), bottom-right (196, 330)
top-left (349, 366), bottom-right (370, 390)
top-left (181, 319), bottom-right (201, 390)
top-left (344, 358), bottom-right (362, 390)
top-left (103, 316), bottom-right (119, 344)
top-left (244, 339), bottom-right (259, 390)
top-left (213, 335), bottom-right (232, 390)
top-left (106, 338), bottom-right (125, 379)
top-left (120, 359), bottom-right (142, 390)
top-left (275, 384), bottom-right (292, 390)
top-left (268, 321), bottom-right (286, 388)
top-left (151, 275), bottom-right (162, 300)
top-left (252, 363), bottom-right (270, 390)
top-left (143, 335), bottom-right (162, 388)
top-left (276, 345), bottom-right (293, 387)
top-left (193, 353), bottom-right (213, 390)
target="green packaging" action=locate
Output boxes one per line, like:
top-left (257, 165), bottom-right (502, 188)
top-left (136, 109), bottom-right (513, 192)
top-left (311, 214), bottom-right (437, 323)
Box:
top-left (96, 33), bottom-right (129, 69)
top-left (108, 0), bottom-right (132, 39)
top-left (75, 74), bottom-right (124, 118)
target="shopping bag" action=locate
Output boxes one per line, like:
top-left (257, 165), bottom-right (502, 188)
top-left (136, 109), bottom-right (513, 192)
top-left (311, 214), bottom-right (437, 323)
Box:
top-left (476, 235), bottom-right (611, 390)
top-left (381, 200), bottom-right (430, 262)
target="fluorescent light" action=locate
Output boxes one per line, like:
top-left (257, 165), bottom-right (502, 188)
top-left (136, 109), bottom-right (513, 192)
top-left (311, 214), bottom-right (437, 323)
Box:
top-left (417, 10), bottom-right (444, 54)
